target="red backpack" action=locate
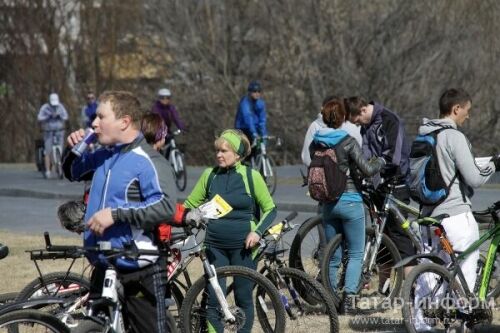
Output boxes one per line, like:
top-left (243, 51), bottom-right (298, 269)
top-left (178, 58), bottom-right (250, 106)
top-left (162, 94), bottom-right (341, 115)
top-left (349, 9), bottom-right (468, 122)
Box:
top-left (308, 146), bottom-right (347, 203)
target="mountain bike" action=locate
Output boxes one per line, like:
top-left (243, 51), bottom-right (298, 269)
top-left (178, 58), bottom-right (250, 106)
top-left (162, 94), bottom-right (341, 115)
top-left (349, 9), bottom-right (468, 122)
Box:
top-left (254, 212), bottom-right (339, 333)
top-left (174, 222), bottom-right (287, 333)
top-left (0, 243), bottom-right (70, 333)
top-left (401, 201), bottom-right (500, 333)
top-left (164, 129), bottom-right (187, 191)
top-left (35, 232), bottom-right (178, 333)
top-left (251, 136), bottom-right (281, 195)
top-left (307, 181), bottom-right (434, 313)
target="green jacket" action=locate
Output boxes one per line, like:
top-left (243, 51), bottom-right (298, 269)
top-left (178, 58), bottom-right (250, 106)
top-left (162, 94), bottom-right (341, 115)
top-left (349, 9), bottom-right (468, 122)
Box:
top-left (184, 162), bottom-right (277, 248)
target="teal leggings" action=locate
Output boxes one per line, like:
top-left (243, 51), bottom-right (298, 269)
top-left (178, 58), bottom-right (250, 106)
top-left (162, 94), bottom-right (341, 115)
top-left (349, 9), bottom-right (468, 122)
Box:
top-left (204, 245), bottom-right (257, 333)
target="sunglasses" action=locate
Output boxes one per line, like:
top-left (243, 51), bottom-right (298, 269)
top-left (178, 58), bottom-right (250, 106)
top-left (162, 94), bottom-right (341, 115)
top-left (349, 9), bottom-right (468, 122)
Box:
top-left (250, 90), bottom-right (261, 93)
top-left (159, 96), bottom-right (171, 100)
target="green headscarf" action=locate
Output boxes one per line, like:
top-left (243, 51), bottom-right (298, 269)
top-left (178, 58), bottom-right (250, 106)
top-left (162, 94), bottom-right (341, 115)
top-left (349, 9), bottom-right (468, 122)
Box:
top-left (220, 130), bottom-right (245, 156)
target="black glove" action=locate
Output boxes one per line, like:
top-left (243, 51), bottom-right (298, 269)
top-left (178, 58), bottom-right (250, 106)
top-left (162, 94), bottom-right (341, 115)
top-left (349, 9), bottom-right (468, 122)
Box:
top-left (491, 154), bottom-right (500, 171)
top-left (184, 207), bottom-right (205, 228)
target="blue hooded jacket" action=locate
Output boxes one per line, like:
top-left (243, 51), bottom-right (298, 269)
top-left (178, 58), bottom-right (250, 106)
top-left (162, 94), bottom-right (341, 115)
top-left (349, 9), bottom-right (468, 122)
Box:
top-left (234, 95), bottom-right (267, 138)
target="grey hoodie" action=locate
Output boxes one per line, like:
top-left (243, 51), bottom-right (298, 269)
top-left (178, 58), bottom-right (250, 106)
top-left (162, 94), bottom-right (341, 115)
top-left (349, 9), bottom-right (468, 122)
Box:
top-left (418, 118), bottom-right (496, 217)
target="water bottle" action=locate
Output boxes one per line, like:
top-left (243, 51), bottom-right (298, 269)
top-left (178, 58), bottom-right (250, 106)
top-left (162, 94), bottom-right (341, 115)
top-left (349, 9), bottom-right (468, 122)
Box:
top-left (102, 268), bottom-right (118, 301)
top-left (71, 128), bottom-right (96, 157)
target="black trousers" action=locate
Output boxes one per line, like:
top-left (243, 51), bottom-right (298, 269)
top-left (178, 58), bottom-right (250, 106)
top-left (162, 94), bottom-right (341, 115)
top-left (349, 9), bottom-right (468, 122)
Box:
top-left (90, 257), bottom-right (171, 333)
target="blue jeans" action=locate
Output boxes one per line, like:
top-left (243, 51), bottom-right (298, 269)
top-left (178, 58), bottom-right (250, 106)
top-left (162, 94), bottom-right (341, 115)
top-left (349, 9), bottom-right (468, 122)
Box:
top-left (322, 200), bottom-right (365, 294)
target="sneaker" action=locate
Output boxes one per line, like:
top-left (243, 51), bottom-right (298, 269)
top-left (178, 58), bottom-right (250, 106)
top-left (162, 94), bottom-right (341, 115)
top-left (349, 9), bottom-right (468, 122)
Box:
top-left (44, 171), bottom-right (51, 179)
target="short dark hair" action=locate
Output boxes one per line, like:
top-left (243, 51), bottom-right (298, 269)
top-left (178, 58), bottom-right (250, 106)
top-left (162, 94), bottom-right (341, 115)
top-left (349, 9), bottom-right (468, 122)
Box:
top-left (344, 96), bottom-right (368, 117)
top-left (98, 91), bottom-right (142, 127)
top-left (439, 88), bottom-right (471, 117)
top-left (321, 97), bottom-right (346, 129)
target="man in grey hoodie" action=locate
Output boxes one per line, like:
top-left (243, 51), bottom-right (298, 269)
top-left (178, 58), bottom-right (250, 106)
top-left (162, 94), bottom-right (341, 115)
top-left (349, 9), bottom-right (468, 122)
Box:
top-left (413, 88), bottom-right (499, 331)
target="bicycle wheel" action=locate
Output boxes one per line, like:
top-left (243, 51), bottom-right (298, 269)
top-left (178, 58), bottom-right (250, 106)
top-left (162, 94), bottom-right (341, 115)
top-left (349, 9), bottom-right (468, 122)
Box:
top-left (288, 215), bottom-right (325, 280)
top-left (172, 150), bottom-right (187, 191)
top-left (401, 262), bottom-right (472, 333)
top-left (259, 267), bottom-right (338, 333)
top-left (179, 265), bottom-right (286, 333)
top-left (16, 272), bottom-right (90, 302)
top-left (74, 312), bottom-right (179, 333)
top-left (320, 228), bottom-right (403, 311)
top-left (0, 309), bottom-right (70, 332)
top-left (261, 156), bottom-right (277, 195)
top-left (0, 293), bottom-right (18, 306)
top-left (53, 147), bottom-right (63, 179)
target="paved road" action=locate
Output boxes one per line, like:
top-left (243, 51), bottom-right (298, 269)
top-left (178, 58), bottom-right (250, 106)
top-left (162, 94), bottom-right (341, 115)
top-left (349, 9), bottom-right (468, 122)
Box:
top-left (0, 164), bottom-right (499, 236)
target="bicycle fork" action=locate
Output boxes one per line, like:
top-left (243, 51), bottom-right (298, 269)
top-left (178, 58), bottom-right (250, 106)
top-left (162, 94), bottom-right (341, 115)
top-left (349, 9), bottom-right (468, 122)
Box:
top-left (201, 258), bottom-right (236, 323)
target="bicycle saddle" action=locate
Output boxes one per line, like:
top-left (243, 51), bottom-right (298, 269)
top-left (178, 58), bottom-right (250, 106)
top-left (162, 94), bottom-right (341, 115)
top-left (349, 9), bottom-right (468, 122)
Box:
top-left (433, 214), bottom-right (450, 222)
top-left (0, 243), bottom-right (9, 260)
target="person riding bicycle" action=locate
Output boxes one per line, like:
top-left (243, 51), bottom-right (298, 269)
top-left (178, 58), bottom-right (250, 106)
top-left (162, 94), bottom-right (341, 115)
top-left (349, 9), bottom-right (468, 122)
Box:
top-left (152, 88), bottom-right (186, 136)
top-left (235, 80), bottom-right (268, 161)
top-left (181, 129), bottom-right (277, 332)
top-left (412, 88), bottom-right (499, 332)
top-left (37, 93), bottom-right (68, 179)
top-left (80, 91), bottom-right (98, 129)
top-left (63, 91), bottom-right (180, 333)
top-left (309, 97), bottom-right (385, 314)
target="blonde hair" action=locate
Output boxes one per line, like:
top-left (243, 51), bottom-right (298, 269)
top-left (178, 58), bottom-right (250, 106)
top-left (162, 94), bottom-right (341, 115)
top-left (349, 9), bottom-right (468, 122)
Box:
top-left (214, 129), bottom-right (251, 158)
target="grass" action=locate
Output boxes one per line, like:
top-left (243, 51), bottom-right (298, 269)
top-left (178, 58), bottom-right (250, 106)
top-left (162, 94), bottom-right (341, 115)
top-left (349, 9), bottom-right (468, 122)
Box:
top-left (1, 230), bottom-right (498, 332)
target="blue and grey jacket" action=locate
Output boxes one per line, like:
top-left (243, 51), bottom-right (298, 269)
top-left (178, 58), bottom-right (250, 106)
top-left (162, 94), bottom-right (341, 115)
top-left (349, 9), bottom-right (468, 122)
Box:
top-left (234, 95), bottom-right (267, 139)
top-left (361, 102), bottom-right (410, 182)
top-left (63, 134), bottom-right (177, 271)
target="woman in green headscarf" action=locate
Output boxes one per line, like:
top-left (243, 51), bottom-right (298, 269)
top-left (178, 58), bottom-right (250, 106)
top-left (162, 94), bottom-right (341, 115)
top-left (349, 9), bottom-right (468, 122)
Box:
top-left (183, 129), bottom-right (277, 333)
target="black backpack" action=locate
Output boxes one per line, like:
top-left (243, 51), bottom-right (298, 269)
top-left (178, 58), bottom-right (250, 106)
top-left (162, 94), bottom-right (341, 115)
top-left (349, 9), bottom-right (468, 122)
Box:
top-left (206, 166), bottom-right (260, 221)
top-left (307, 144), bottom-right (347, 203)
top-left (408, 127), bottom-right (457, 205)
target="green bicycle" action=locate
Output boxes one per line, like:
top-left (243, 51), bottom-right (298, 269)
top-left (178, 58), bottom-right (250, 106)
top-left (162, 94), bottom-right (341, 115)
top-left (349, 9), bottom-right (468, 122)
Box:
top-left (401, 201), bottom-right (500, 333)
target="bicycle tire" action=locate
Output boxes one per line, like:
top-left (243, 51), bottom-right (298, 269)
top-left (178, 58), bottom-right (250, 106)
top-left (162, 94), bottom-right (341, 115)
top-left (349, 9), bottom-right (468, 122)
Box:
top-left (179, 265), bottom-right (286, 333)
top-left (259, 267), bottom-right (339, 333)
top-left (288, 215), bottom-right (325, 280)
top-left (172, 150), bottom-right (187, 191)
top-left (16, 272), bottom-right (90, 302)
top-left (0, 292), bottom-right (18, 306)
top-left (53, 147), bottom-right (63, 179)
top-left (0, 309), bottom-right (70, 332)
top-left (320, 228), bottom-right (403, 311)
top-left (261, 156), bottom-right (277, 195)
top-left (401, 262), bottom-right (469, 333)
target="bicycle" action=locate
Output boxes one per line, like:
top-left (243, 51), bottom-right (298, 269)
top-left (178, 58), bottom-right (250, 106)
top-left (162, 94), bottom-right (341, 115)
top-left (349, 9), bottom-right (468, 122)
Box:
top-left (254, 212), bottom-right (339, 333)
top-left (36, 130), bottom-right (64, 179)
top-left (251, 136), bottom-right (281, 195)
top-left (34, 232), bottom-right (178, 333)
top-left (0, 243), bottom-right (70, 333)
top-left (163, 129), bottom-right (187, 191)
top-left (174, 222), bottom-right (287, 333)
top-left (400, 201), bottom-right (500, 333)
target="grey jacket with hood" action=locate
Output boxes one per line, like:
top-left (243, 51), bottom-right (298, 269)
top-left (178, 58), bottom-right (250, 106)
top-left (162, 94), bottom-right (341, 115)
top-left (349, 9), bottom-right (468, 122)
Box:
top-left (418, 118), bottom-right (496, 217)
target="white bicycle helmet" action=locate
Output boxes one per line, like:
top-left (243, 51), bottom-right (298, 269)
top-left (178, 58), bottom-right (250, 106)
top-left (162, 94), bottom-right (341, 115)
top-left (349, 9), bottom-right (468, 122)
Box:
top-left (158, 88), bottom-right (171, 97)
top-left (49, 93), bottom-right (60, 106)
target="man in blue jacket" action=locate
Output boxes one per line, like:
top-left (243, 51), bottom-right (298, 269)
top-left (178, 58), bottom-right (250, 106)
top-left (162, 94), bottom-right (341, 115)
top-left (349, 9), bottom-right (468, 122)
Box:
top-left (235, 80), bottom-right (268, 159)
top-left (63, 90), bottom-right (178, 332)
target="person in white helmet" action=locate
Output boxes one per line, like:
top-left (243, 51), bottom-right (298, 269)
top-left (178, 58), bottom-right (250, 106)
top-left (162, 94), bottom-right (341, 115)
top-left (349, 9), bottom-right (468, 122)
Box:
top-left (151, 88), bottom-right (186, 136)
top-left (37, 93), bottom-right (68, 178)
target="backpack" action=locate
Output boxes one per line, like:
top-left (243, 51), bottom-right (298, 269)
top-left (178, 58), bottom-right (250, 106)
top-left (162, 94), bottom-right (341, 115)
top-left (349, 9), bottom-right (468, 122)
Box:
top-left (307, 145), bottom-right (347, 203)
top-left (206, 165), bottom-right (260, 221)
top-left (408, 127), bottom-right (457, 206)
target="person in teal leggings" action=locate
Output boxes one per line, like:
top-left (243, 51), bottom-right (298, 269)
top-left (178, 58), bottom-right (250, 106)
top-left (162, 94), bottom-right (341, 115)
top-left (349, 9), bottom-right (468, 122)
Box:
top-left (183, 129), bottom-right (277, 332)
